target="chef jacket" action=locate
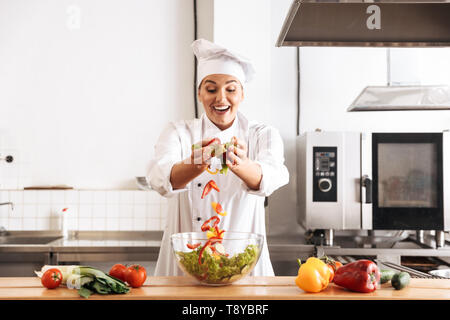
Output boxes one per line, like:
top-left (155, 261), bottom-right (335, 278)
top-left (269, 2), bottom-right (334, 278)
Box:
top-left (148, 111), bottom-right (289, 276)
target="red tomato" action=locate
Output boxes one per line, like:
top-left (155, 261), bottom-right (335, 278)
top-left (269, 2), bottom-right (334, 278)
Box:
top-left (109, 264), bottom-right (128, 282)
top-left (326, 264), bottom-right (335, 282)
top-left (125, 264), bottom-right (147, 288)
top-left (41, 268), bottom-right (62, 289)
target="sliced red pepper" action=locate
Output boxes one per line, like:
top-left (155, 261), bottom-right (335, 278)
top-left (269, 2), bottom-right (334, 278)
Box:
top-left (201, 184), bottom-right (212, 199)
top-left (214, 226), bottom-right (225, 240)
top-left (206, 138), bottom-right (221, 146)
top-left (212, 217), bottom-right (220, 228)
top-left (209, 237), bottom-right (222, 244)
top-left (201, 216), bottom-right (220, 232)
top-left (208, 180), bottom-right (220, 192)
top-left (201, 180), bottom-right (220, 199)
top-left (186, 243), bottom-right (201, 250)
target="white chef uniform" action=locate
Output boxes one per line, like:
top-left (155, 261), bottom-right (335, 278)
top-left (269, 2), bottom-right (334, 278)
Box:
top-left (147, 39), bottom-right (289, 276)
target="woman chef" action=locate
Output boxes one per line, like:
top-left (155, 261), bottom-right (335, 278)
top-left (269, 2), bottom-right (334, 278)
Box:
top-left (148, 39), bottom-right (289, 276)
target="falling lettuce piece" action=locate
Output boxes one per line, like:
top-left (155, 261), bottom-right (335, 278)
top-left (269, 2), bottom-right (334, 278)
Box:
top-left (219, 164), bottom-right (228, 175)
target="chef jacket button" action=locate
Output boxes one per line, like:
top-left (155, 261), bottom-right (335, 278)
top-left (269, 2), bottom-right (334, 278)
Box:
top-left (197, 183), bottom-right (202, 187)
top-left (196, 217), bottom-right (201, 221)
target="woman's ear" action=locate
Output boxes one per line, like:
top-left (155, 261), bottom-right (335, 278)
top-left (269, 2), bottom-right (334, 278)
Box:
top-left (197, 88), bottom-right (202, 103)
top-left (197, 82), bottom-right (203, 102)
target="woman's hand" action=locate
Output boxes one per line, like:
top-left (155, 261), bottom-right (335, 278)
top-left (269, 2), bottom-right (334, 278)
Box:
top-left (170, 138), bottom-right (216, 190)
top-left (188, 138), bottom-right (216, 169)
top-left (226, 136), bottom-right (262, 191)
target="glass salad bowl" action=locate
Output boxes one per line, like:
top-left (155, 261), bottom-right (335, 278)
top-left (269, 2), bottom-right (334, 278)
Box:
top-left (171, 232), bottom-right (263, 286)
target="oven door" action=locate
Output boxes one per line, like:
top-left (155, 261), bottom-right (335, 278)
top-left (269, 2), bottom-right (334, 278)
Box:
top-left (372, 133), bottom-right (444, 230)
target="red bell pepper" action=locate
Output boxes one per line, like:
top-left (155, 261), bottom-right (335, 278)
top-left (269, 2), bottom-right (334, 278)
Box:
top-left (333, 259), bottom-right (380, 293)
top-left (201, 180), bottom-right (220, 199)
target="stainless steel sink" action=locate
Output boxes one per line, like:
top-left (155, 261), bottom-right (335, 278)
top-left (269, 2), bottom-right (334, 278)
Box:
top-left (0, 236), bottom-right (62, 245)
top-left (0, 231), bottom-right (63, 245)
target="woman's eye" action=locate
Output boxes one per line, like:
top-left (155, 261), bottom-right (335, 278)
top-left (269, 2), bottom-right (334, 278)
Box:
top-left (207, 89), bottom-right (216, 93)
top-left (227, 88), bottom-right (236, 92)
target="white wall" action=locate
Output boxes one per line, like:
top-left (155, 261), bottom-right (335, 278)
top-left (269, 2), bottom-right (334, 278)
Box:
top-left (0, 0), bottom-right (194, 189)
top-left (196, 0), bottom-right (272, 125)
top-left (267, 0), bottom-right (301, 237)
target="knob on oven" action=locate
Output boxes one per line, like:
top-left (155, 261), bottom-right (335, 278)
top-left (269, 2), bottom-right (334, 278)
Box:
top-left (318, 178), bottom-right (332, 192)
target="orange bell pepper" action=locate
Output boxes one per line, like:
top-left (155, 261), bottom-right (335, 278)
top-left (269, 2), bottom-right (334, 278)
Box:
top-left (295, 257), bottom-right (331, 293)
top-left (211, 202), bottom-right (227, 216)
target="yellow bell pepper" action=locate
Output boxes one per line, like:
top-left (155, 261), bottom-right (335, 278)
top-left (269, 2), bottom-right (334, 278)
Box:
top-left (295, 257), bottom-right (331, 293)
top-left (206, 227), bottom-right (224, 239)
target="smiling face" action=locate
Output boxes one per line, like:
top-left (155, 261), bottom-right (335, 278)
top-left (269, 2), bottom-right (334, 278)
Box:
top-left (198, 74), bottom-right (244, 131)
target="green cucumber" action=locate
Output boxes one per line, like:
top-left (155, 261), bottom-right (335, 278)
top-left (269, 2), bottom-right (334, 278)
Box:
top-left (391, 272), bottom-right (411, 290)
top-left (380, 269), bottom-right (397, 284)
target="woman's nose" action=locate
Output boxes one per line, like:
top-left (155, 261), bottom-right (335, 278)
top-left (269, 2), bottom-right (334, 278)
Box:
top-left (215, 89), bottom-right (227, 102)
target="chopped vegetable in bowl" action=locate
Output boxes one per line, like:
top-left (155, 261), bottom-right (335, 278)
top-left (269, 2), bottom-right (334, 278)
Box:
top-left (171, 232), bottom-right (263, 286)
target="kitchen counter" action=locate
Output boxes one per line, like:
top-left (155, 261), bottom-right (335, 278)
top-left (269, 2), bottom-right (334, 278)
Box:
top-left (0, 276), bottom-right (449, 300)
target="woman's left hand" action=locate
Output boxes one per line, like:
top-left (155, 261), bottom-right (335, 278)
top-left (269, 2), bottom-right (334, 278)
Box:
top-left (226, 136), bottom-right (262, 190)
top-left (226, 136), bottom-right (249, 169)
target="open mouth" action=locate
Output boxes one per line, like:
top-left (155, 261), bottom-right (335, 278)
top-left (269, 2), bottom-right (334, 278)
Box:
top-left (212, 105), bottom-right (231, 113)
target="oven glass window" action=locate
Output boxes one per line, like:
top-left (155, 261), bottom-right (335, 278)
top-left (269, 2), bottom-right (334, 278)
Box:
top-left (378, 143), bottom-right (438, 208)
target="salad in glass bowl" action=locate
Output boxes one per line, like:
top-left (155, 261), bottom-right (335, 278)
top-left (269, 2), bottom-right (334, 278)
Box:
top-left (171, 231), bottom-right (263, 286)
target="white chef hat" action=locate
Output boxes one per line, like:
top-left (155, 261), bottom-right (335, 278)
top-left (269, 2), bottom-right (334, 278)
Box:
top-left (192, 39), bottom-right (255, 88)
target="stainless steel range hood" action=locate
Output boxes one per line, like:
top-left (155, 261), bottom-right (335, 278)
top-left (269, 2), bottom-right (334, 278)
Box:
top-left (277, 0), bottom-right (450, 111)
top-left (277, 0), bottom-right (450, 48)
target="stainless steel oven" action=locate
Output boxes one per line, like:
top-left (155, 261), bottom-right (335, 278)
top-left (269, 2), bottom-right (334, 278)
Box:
top-left (297, 131), bottom-right (450, 238)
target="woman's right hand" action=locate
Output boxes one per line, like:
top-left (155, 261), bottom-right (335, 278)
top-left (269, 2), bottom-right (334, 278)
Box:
top-left (188, 138), bottom-right (218, 169)
top-left (171, 138), bottom-right (220, 190)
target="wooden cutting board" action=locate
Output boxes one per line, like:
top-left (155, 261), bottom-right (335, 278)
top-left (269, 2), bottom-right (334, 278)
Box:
top-left (0, 277), bottom-right (449, 300)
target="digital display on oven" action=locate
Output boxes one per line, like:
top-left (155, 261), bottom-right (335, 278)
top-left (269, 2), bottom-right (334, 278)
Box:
top-left (313, 147), bottom-right (337, 202)
top-left (319, 158), bottom-right (330, 171)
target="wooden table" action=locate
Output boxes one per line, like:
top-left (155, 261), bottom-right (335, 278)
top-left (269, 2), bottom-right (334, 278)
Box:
top-left (0, 276), bottom-right (449, 300)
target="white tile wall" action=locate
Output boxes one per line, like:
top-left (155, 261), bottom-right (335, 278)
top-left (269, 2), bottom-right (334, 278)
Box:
top-left (0, 190), bottom-right (166, 231)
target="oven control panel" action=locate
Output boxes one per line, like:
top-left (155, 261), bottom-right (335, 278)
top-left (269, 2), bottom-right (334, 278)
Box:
top-left (313, 147), bottom-right (337, 202)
